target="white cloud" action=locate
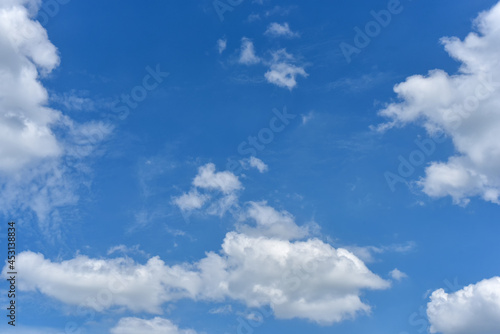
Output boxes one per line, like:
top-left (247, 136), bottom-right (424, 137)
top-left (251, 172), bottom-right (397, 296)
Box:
top-left (345, 242), bottom-right (415, 263)
top-left (5, 251), bottom-right (200, 314)
top-left (301, 111), bottom-right (314, 125)
top-left (247, 13), bottom-right (261, 22)
top-left (389, 268), bottom-right (408, 281)
top-left (173, 189), bottom-right (209, 211)
top-left (111, 317), bottom-right (197, 334)
top-left (5, 163), bottom-right (391, 325)
top-left (237, 201), bottom-right (309, 240)
top-left (173, 163), bottom-right (242, 217)
top-left (0, 326), bottom-right (63, 334)
top-left (5, 208), bottom-right (389, 325)
top-left (6, 232), bottom-right (389, 325)
top-left (377, 2), bottom-right (500, 205)
top-left (239, 37), bottom-right (260, 65)
top-left (265, 49), bottom-right (308, 90)
top-left (240, 156), bottom-right (269, 173)
top-left (51, 91), bottom-right (96, 111)
top-left (265, 22), bottom-right (299, 38)
top-left (209, 304), bottom-right (233, 314)
top-left (249, 156), bottom-right (268, 172)
top-left (193, 163), bottom-right (242, 194)
top-left (427, 277), bottom-right (500, 334)
top-left (0, 0), bottom-right (62, 172)
top-left (217, 37), bottom-right (227, 54)
top-left (107, 244), bottom-right (149, 257)
top-left (206, 192), bottom-right (239, 217)
top-left (0, 1), bottom-right (112, 237)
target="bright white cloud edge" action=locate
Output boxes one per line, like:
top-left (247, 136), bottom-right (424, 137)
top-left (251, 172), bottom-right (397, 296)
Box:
top-left (377, 1), bottom-right (500, 205)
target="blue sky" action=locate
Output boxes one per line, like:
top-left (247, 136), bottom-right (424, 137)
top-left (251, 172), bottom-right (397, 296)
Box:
top-left (1, 0), bottom-right (500, 333)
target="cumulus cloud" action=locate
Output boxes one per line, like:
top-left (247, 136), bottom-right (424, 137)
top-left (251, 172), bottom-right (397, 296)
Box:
top-left (265, 22), bottom-right (299, 38)
top-left (0, 0), bottom-right (61, 172)
top-left (193, 163), bottom-right (243, 194)
top-left (173, 189), bottom-right (209, 211)
top-left (6, 232), bottom-right (389, 325)
top-left (0, 1), bottom-right (112, 236)
top-left (111, 317), bottom-right (196, 334)
top-left (377, 2), bottom-right (500, 205)
top-left (211, 232), bottom-right (390, 324)
top-left (236, 39), bottom-right (307, 90)
top-left (265, 49), bottom-right (308, 90)
top-left (389, 268), bottom-right (408, 281)
top-left (173, 163), bottom-right (242, 217)
top-left (6, 251), bottom-right (201, 314)
top-left (427, 277), bottom-right (500, 334)
top-left (239, 37), bottom-right (260, 65)
top-left (5, 163), bottom-right (390, 325)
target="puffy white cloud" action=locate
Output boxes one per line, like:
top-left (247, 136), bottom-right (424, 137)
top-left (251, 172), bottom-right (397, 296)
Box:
top-left (111, 317), bottom-right (196, 334)
top-left (236, 38), bottom-right (308, 90)
top-left (0, 0), bottom-right (61, 172)
top-left (5, 228), bottom-right (389, 325)
top-left (173, 163), bottom-right (241, 217)
top-left (0, 1), bottom-right (112, 236)
top-left (173, 189), bottom-right (209, 211)
top-left (265, 22), bottom-right (299, 38)
top-left (377, 2), bottom-right (500, 205)
top-left (193, 163), bottom-right (243, 194)
top-left (210, 232), bottom-right (390, 324)
top-left (6, 251), bottom-right (201, 314)
top-left (5, 162), bottom-right (389, 325)
top-left (239, 37), bottom-right (260, 65)
top-left (427, 277), bottom-right (500, 334)
top-left (265, 49), bottom-right (307, 90)
top-left (389, 268), bottom-right (408, 281)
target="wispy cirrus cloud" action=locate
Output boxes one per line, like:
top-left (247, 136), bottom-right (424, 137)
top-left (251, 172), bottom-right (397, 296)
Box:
top-left (111, 317), bottom-right (197, 334)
